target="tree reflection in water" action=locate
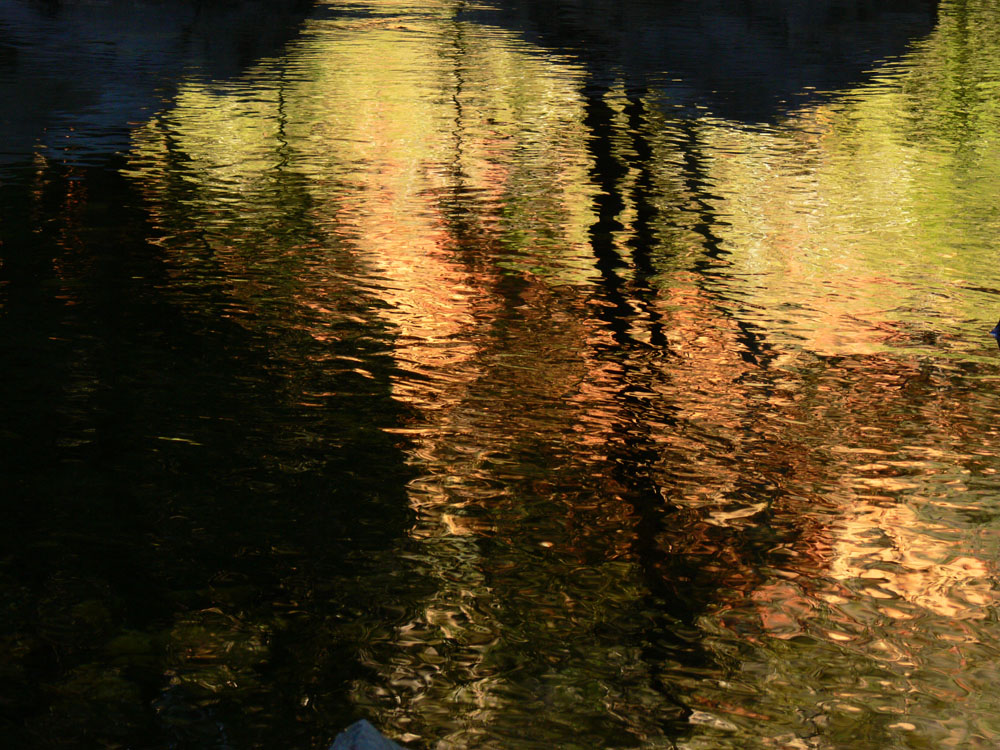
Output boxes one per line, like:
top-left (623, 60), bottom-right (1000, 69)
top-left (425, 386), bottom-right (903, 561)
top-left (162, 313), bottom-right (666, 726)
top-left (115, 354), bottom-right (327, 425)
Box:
top-left (5, 0), bottom-right (1000, 748)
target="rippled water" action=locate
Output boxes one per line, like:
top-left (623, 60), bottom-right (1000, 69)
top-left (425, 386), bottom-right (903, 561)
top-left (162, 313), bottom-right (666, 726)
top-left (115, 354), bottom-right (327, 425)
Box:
top-left (3, 0), bottom-right (1000, 748)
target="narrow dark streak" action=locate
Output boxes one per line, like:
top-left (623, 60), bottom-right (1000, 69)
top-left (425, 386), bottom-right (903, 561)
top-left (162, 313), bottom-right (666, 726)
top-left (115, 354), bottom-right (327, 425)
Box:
top-left (582, 83), bottom-right (697, 730)
top-left (583, 87), bottom-right (634, 348)
top-left (623, 90), bottom-right (668, 348)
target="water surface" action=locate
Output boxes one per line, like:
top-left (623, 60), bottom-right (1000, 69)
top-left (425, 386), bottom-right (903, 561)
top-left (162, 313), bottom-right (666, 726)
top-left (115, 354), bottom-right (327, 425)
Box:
top-left (3, 0), bottom-right (1000, 748)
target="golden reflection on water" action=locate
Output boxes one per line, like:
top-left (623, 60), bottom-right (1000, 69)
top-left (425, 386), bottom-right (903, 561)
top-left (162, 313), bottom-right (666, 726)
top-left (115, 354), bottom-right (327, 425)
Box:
top-left (121, 0), bottom-right (1000, 746)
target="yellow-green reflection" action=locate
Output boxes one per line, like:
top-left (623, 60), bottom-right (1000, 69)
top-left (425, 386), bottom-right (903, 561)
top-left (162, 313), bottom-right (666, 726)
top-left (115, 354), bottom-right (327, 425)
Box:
top-left (683, 3), bottom-right (1000, 359)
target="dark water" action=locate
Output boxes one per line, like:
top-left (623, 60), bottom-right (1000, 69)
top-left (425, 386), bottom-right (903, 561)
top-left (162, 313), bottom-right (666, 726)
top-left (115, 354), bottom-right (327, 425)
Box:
top-left (3, 0), bottom-right (1000, 747)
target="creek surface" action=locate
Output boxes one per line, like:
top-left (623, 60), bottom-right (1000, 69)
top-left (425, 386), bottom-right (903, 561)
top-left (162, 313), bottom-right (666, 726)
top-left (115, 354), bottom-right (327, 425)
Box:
top-left (3, 1), bottom-right (1000, 748)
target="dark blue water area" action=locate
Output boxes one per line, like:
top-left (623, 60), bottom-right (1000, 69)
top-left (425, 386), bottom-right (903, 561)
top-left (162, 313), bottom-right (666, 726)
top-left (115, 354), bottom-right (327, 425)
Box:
top-left (464, 0), bottom-right (938, 122)
top-left (0, 0), bottom-right (317, 168)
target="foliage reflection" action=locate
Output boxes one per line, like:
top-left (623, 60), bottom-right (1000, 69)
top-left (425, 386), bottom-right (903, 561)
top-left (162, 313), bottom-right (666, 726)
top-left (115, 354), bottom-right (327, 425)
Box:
top-left (4, 0), bottom-right (1000, 748)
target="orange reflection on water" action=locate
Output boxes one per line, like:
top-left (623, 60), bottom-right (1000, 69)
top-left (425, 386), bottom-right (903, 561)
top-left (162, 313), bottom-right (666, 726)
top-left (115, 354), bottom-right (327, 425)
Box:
top-left (829, 494), bottom-right (994, 621)
top-left (650, 273), bottom-right (756, 509)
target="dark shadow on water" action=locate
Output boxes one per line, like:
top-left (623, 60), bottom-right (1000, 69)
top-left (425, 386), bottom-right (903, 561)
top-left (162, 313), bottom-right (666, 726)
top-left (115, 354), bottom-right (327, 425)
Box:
top-left (0, 4), bottom-right (432, 746)
top-left (0, 153), bottom-right (419, 747)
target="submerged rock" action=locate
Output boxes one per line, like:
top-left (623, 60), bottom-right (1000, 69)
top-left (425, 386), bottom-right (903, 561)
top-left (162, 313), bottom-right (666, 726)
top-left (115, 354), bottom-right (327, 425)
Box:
top-left (330, 720), bottom-right (405, 750)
